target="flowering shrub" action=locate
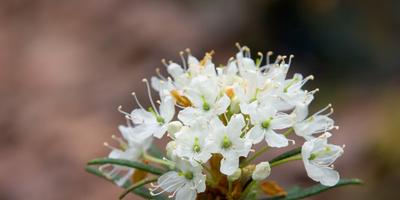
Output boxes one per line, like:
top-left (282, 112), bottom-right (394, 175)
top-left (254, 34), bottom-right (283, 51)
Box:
top-left (86, 44), bottom-right (361, 200)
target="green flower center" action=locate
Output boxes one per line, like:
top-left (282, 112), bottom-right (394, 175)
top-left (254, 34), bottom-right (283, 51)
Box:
top-left (201, 96), bottom-right (210, 111)
top-left (309, 147), bottom-right (332, 160)
top-left (221, 135), bottom-right (232, 149)
top-left (193, 137), bottom-right (201, 153)
top-left (261, 118), bottom-right (272, 129)
top-left (148, 107), bottom-right (165, 124)
top-left (179, 171), bottom-right (194, 180)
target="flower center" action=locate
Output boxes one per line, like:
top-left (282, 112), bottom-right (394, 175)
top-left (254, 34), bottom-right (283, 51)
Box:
top-left (148, 107), bottom-right (165, 124)
top-left (261, 118), bottom-right (272, 129)
top-left (201, 96), bottom-right (210, 111)
top-left (192, 137), bottom-right (201, 153)
top-left (309, 147), bottom-right (332, 161)
top-left (179, 171), bottom-right (194, 180)
top-left (221, 135), bottom-right (232, 149)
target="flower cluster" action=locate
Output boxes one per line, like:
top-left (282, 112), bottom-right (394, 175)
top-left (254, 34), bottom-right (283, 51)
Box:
top-left (101, 44), bottom-right (344, 200)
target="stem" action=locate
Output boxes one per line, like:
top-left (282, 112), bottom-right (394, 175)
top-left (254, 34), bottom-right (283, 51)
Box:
top-left (228, 180), bottom-right (233, 194)
top-left (270, 154), bottom-right (302, 167)
top-left (119, 177), bottom-right (158, 199)
top-left (240, 146), bottom-right (269, 167)
top-left (283, 127), bottom-right (294, 137)
top-left (239, 180), bottom-right (258, 200)
top-left (143, 153), bottom-right (175, 168)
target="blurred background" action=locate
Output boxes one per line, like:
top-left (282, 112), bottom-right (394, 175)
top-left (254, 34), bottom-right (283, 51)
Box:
top-left (0, 0), bottom-right (399, 199)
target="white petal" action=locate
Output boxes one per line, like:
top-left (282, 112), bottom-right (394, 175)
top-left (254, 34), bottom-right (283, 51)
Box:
top-left (304, 163), bottom-right (339, 186)
top-left (178, 107), bottom-right (201, 125)
top-left (167, 63), bottom-right (184, 79)
top-left (153, 125), bottom-right (168, 139)
top-left (270, 113), bottom-right (294, 130)
top-left (227, 114), bottom-right (245, 137)
top-left (130, 109), bottom-right (155, 124)
top-left (176, 185), bottom-right (197, 200)
top-left (265, 129), bottom-right (289, 148)
top-left (220, 156), bottom-right (239, 175)
top-left (247, 126), bottom-right (265, 144)
top-left (159, 96), bottom-right (175, 122)
top-left (214, 94), bottom-right (231, 115)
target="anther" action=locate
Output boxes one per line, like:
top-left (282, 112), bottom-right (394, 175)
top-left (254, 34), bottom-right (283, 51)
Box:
top-left (288, 55), bottom-right (294, 66)
top-left (161, 59), bottom-right (168, 67)
top-left (235, 42), bottom-right (241, 50)
top-left (266, 51), bottom-right (273, 65)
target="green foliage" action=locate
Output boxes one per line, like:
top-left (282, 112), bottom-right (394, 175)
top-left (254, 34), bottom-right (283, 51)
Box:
top-left (262, 178), bottom-right (362, 200)
top-left (87, 158), bottom-right (166, 175)
top-left (85, 166), bottom-right (168, 200)
top-left (269, 147), bottom-right (301, 164)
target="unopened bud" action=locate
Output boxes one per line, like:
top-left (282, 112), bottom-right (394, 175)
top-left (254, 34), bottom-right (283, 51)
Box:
top-left (228, 168), bottom-right (242, 181)
top-left (252, 162), bottom-right (271, 181)
top-left (167, 121), bottom-right (183, 138)
top-left (166, 141), bottom-right (177, 160)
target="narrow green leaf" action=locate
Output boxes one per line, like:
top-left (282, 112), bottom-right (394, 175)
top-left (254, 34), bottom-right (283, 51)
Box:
top-left (119, 178), bottom-right (158, 199)
top-left (87, 158), bottom-right (165, 175)
top-left (269, 147), bottom-right (301, 164)
top-left (262, 178), bottom-right (363, 200)
top-left (85, 166), bottom-right (168, 200)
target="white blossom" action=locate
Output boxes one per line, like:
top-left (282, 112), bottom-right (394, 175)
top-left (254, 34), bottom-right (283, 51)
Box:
top-left (302, 133), bottom-right (344, 186)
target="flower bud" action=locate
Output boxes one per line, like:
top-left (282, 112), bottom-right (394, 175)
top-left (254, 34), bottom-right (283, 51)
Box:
top-left (167, 121), bottom-right (183, 138)
top-left (228, 168), bottom-right (242, 181)
top-left (166, 141), bottom-right (177, 160)
top-left (252, 162), bottom-right (271, 181)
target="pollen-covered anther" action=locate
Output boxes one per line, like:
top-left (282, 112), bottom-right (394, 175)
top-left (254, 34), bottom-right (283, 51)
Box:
top-left (170, 89), bottom-right (192, 107)
top-left (225, 86), bottom-right (235, 98)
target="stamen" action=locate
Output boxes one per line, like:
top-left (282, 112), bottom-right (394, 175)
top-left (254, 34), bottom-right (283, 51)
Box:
top-left (235, 42), bottom-right (241, 50)
top-left (179, 51), bottom-right (187, 70)
top-left (117, 106), bottom-right (131, 117)
top-left (156, 68), bottom-right (167, 81)
top-left (280, 55), bottom-right (287, 65)
top-left (103, 142), bottom-right (118, 150)
top-left (288, 55), bottom-right (294, 66)
top-left (131, 92), bottom-right (145, 110)
top-left (313, 104), bottom-right (332, 116)
top-left (266, 51), bottom-right (273, 65)
top-left (256, 52), bottom-right (263, 67)
top-left (142, 78), bottom-right (159, 115)
top-left (161, 59), bottom-right (168, 67)
top-left (274, 55), bottom-right (282, 64)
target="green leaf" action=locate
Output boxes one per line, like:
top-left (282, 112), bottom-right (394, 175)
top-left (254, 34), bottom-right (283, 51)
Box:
top-left (119, 177), bottom-right (158, 199)
top-left (87, 158), bottom-right (165, 175)
top-left (85, 166), bottom-right (168, 200)
top-left (148, 145), bottom-right (165, 159)
top-left (262, 178), bottom-right (363, 200)
top-left (269, 147), bottom-right (301, 164)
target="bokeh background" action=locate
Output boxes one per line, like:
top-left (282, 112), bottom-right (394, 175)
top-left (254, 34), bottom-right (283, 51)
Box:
top-left (1, 0), bottom-right (399, 199)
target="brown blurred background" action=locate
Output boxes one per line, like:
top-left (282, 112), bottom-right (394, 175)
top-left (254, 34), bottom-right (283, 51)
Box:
top-left (0, 0), bottom-right (399, 199)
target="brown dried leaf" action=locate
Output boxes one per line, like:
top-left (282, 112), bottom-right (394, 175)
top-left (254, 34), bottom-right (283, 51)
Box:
top-left (260, 181), bottom-right (287, 197)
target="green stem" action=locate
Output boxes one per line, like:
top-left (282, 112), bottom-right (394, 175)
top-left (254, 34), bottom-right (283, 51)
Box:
top-left (228, 180), bottom-right (233, 194)
top-left (143, 153), bottom-right (175, 168)
top-left (240, 146), bottom-right (269, 167)
top-left (239, 180), bottom-right (258, 200)
top-left (270, 154), bottom-right (302, 167)
top-left (283, 128), bottom-right (294, 137)
top-left (119, 177), bottom-right (158, 199)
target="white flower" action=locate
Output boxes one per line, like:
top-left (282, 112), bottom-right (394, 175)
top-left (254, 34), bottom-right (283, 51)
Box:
top-left (294, 104), bottom-right (336, 140)
top-left (174, 121), bottom-right (213, 166)
top-left (252, 162), bottom-right (271, 181)
top-left (302, 133), bottom-right (344, 186)
top-left (209, 114), bottom-right (252, 175)
top-left (101, 125), bottom-right (152, 186)
top-left (178, 75), bottom-right (230, 125)
top-left (128, 93), bottom-right (175, 139)
top-left (244, 103), bottom-right (293, 147)
top-left (151, 159), bottom-right (206, 200)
